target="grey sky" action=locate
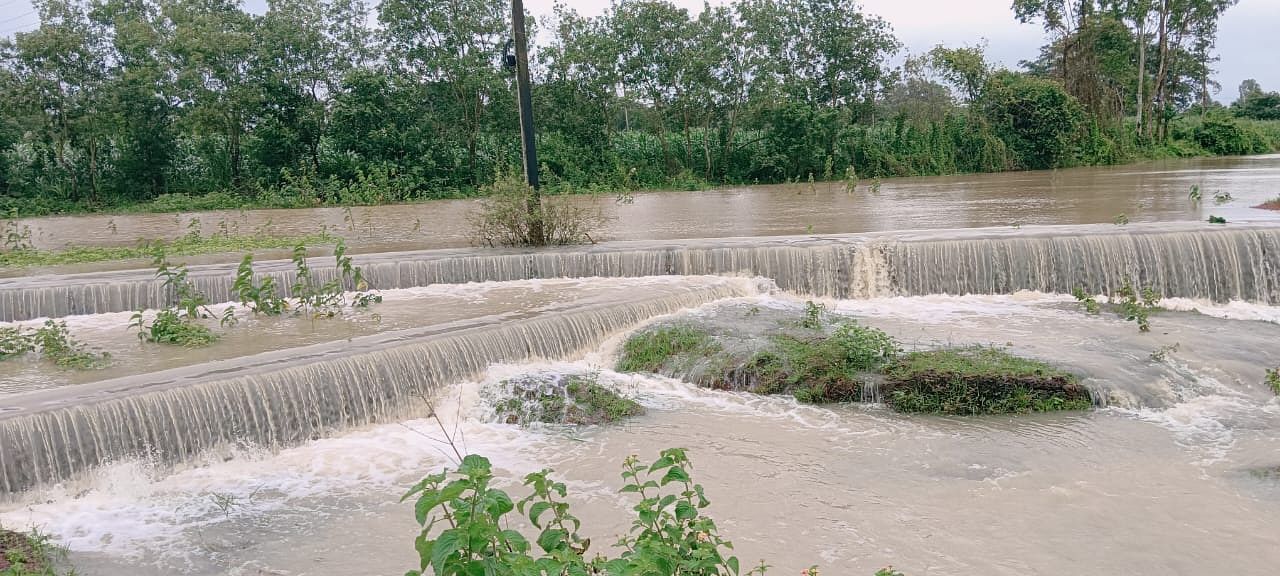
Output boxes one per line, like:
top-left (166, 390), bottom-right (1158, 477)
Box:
top-left (1, 0), bottom-right (1275, 102)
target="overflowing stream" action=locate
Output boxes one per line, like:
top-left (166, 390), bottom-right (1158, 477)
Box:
top-left (1, 157), bottom-right (1279, 575)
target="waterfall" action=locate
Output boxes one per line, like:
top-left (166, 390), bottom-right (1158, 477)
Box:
top-left (0, 282), bottom-right (750, 494)
top-left (2, 226), bottom-right (1275, 322)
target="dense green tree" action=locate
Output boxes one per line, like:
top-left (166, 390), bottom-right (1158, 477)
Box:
top-left (0, 0), bottom-right (1262, 216)
top-left (981, 71), bottom-right (1088, 169)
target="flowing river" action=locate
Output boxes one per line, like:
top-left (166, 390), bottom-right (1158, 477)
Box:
top-left (1, 156), bottom-right (1279, 575)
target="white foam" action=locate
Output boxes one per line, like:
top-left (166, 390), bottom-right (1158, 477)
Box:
top-left (1158, 297), bottom-right (1280, 324)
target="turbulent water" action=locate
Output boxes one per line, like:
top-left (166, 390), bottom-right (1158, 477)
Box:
top-left (2, 223), bottom-right (1277, 322)
top-left (1, 158), bottom-right (1279, 575)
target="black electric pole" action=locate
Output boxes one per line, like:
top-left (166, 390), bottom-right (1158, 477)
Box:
top-left (511, 0), bottom-right (542, 245)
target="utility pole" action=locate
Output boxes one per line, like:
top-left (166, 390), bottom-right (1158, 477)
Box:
top-left (511, 0), bottom-right (542, 245)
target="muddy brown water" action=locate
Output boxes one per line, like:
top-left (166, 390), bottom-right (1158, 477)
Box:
top-left (6, 154), bottom-right (1280, 276)
top-left (5, 294), bottom-right (1277, 576)
top-left (0, 156), bottom-right (1278, 575)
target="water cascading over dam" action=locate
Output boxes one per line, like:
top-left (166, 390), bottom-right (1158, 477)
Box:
top-left (0, 224), bottom-right (1275, 322)
top-left (0, 281), bottom-right (753, 493)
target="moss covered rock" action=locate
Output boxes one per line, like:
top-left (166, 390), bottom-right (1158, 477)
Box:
top-left (492, 373), bottom-right (644, 426)
top-left (883, 347), bottom-right (1091, 415)
top-left (615, 305), bottom-right (1090, 415)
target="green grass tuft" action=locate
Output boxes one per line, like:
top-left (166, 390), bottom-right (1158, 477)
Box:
top-left (616, 325), bottom-right (720, 374)
top-left (883, 347), bottom-right (1090, 415)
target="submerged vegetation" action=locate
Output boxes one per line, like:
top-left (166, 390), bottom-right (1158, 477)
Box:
top-left (130, 239), bottom-right (381, 347)
top-left (469, 173), bottom-right (609, 247)
top-left (0, 320), bottom-right (109, 369)
top-left (0, 230), bottom-right (335, 269)
top-left (491, 372), bottom-right (644, 426)
top-left (1073, 282), bottom-right (1163, 332)
top-left (615, 305), bottom-right (1087, 415)
top-left (129, 253), bottom-right (226, 346)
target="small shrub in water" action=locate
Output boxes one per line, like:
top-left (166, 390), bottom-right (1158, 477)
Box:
top-left (1113, 213), bottom-right (1129, 226)
top-left (1208, 215), bottom-right (1227, 224)
top-left (1115, 282), bottom-right (1161, 333)
top-left (470, 172), bottom-right (607, 247)
top-left (1266, 368), bottom-right (1280, 396)
top-left (131, 309), bottom-right (218, 347)
top-left (33, 320), bottom-right (109, 368)
top-left (1072, 287), bottom-right (1100, 314)
top-left (130, 253), bottom-right (228, 346)
top-left (0, 321), bottom-right (109, 369)
top-left (233, 254), bottom-right (288, 315)
top-left (403, 449), bottom-right (744, 576)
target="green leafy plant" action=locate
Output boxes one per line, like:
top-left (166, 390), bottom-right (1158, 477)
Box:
top-left (1208, 215), bottom-right (1227, 224)
top-left (1, 220), bottom-right (33, 252)
top-left (32, 320), bottom-right (109, 369)
top-left (0, 327), bottom-right (35, 360)
top-left (493, 373), bottom-right (644, 426)
top-left (800, 301), bottom-right (826, 330)
top-left (290, 239), bottom-right (382, 318)
top-left (1266, 368), bottom-right (1280, 396)
top-left (1115, 282), bottom-right (1161, 333)
top-left (1113, 213), bottom-right (1129, 226)
top-left (842, 166), bottom-right (858, 194)
top-left (883, 347), bottom-right (1090, 415)
top-left (0, 321), bottom-right (109, 369)
top-left (402, 449), bottom-right (747, 576)
top-left (1072, 287), bottom-right (1100, 314)
top-left (129, 252), bottom-right (228, 346)
top-left (233, 254), bottom-right (288, 315)
top-left (1188, 184), bottom-right (1202, 202)
top-left (130, 309), bottom-right (218, 347)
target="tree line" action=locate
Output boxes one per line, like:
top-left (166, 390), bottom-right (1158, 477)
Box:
top-left (0, 0), bottom-right (1275, 216)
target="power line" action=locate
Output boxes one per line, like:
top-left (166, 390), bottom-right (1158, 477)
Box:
top-left (0, 9), bottom-right (35, 27)
top-left (0, 21), bottom-right (37, 36)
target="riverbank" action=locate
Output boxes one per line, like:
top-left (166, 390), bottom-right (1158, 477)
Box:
top-left (3, 118), bottom-right (1278, 220)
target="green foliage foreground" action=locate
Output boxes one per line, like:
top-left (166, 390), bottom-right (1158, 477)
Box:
top-left (0, 528), bottom-right (67, 576)
top-left (403, 448), bottom-right (900, 576)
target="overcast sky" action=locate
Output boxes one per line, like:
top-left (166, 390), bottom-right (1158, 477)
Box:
top-left (2, 0), bottom-right (1275, 102)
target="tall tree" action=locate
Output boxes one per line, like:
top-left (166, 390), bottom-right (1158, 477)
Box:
top-left (380, 0), bottom-right (507, 185)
